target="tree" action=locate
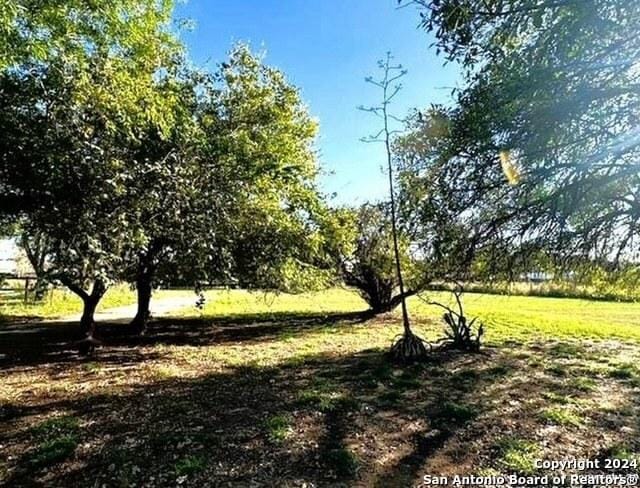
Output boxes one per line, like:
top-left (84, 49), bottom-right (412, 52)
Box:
top-left (0, 0), bottom-right (181, 135)
top-left (19, 229), bottom-right (51, 300)
top-left (360, 53), bottom-right (429, 361)
top-left (207, 45), bottom-right (328, 293)
top-left (117, 69), bottom-right (209, 332)
top-left (124, 44), bottom-right (331, 332)
top-left (335, 203), bottom-right (424, 314)
top-left (0, 0), bottom-right (183, 339)
top-left (405, 0), bottom-right (640, 272)
top-left (394, 107), bottom-right (493, 351)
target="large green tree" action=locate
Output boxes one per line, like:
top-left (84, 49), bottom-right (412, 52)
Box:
top-left (405, 0), bottom-right (640, 270)
top-left (0, 0), bottom-right (182, 338)
top-left (334, 203), bottom-right (425, 314)
top-left (124, 45), bottom-right (331, 332)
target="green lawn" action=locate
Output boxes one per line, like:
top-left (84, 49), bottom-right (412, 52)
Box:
top-left (411, 291), bottom-right (640, 343)
top-left (192, 288), bottom-right (640, 343)
top-left (4, 284), bottom-right (638, 343)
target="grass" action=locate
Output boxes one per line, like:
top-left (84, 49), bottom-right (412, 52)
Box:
top-left (28, 416), bottom-right (80, 467)
top-left (2, 288), bottom-right (640, 486)
top-left (411, 291), bottom-right (640, 343)
top-left (193, 288), bottom-right (366, 317)
top-left (6, 285), bottom-right (640, 344)
top-left (174, 455), bottom-right (206, 477)
top-left (540, 407), bottom-right (584, 427)
top-left (0, 283), bottom-right (192, 321)
top-left (180, 288), bottom-right (640, 345)
top-left (326, 448), bottom-right (359, 477)
top-left (435, 280), bottom-right (640, 303)
top-left (264, 414), bottom-right (292, 443)
top-left (297, 387), bottom-right (358, 412)
top-left (431, 401), bottom-right (478, 428)
top-left (609, 363), bottom-right (638, 379)
top-left (569, 377), bottom-right (598, 392)
top-left (497, 437), bottom-right (540, 474)
top-left (608, 444), bottom-right (636, 460)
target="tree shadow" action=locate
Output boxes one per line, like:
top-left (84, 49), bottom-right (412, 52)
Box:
top-left (0, 310), bottom-right (375, 369)
top-left (132, 309), bottom-right (375, 345)
top-left (3, 329), bottom-right (640, 486)
top-left (1, 348), bottom-right (500, 487)
top-left (6, 338), bottom-right (637, 486)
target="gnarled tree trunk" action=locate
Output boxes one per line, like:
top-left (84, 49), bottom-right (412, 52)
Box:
top-left (20, 231), bottom-right (50, 301)
top-left (59, 277), bottom-right (105, 331)
top-left (59, 278), bottom-right (107, 355)
top-left (80, 293), bottom-right (100, 337)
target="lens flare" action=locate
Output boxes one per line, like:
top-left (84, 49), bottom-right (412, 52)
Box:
top-left (499, 149), bottom-right (521, 185)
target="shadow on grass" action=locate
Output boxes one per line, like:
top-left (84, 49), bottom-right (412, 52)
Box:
top-left (0, 310), bottom-right (375, 368)
top-left (140, 309), bottom-right (375, 344)
top-left (1, 348), bottom-right (497, 487)
top-left (3, 337), bottom-right (639, 486)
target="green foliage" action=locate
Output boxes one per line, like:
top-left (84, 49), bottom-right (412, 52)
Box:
top-left (609, 363), bottom-right (637, 380)
top-left (545, 365), bottom-right (567, 377)
top-left (1, 34), bottom-right (330, 322)
top-left (337, 204), bottom-right (424, 313)
top-left (497, 437), bottom-right (540, 474)
top-left (542, 392), bottom-right (571, 405)
top-left (30, 436), bottom-right (79, 467)
top-left (405, 0), bottom-right (640, 275)
top-left (540, 407), bottom-right (583, 427)
top-left (431, 401), bottom-right (478, 428)
top-left (29, 416), bottom-right (80, 467)
top-left (0, 0), bottom-right (181, 133)
top-left (0, 0), bottom-right (185, 320)
top-left (569, 377), bottom-right (597, 393)
top-left (394, 106), bottom-right (510, 288)
top-left (174, 455), bottom-right (206, 477)
top-left (325, 448), bottom-right (359, 477)
top-left (297, 387), bottom-right (358, 413)
top-left (138, 44), bottom-right (332, 297)
top-left (264, 414), bottom-right (292, 443)
top-left (32, 416), bottom-right (79, 437)
top-left (609, 445), bottom-right (636, 461)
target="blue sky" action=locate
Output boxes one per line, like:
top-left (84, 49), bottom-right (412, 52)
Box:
top-left (175, 0), bottom-right (461, 205)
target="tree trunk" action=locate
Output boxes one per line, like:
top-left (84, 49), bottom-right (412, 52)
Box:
top-left (80, 281), bottom-right (106, 336)
top-left (33, 277), bottom-right (49, 301)
top-left (80, 295), bottom-right (100, 337)
top-left (130, 271), bottom-right (152, 334)
top-left (388, 290), bottom-right (416, 313)
top-left (58, 276), bottom-right (106, 355)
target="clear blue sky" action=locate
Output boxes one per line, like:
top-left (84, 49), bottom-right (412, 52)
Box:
top-left (175, 0), bottom-right (461, 205)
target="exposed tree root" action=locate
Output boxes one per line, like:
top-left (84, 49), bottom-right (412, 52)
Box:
top-left (390, 331), bottom-right (431, 362)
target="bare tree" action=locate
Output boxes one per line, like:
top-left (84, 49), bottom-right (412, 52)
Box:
top-left (359, 52), bottom-right (429, 361)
